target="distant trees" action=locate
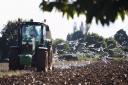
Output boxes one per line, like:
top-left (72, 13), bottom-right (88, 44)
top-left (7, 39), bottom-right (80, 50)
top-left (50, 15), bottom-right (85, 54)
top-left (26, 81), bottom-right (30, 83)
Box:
top-left (68, 31), bottom-right (84, 41)
top-left (67, 22), bottom-right (85, 41)
top-left (0, 19), bottom-right (23, 59)
top-left (114, 29), bottom-right (128, 52)
top-left (49, 28), bottom-right (128, 57)
top-left (65, 27), bottom-right (128, 56)
top-left (67, 27), bottom-right (128, 50)
top-left (67, 31), bottom-right (104, 46)
top-left (86, 33), bottom-right (104, 46)
top-left (1, 19), bottom-right (22, 46)
top-left (53, 38), bottom-right (70, 54)
top-left (114, 29), bottom-right (128, 47)
top-left (105, 38), bottom-right (116, 49)
top-left (0, 37), bottom-right (8, 59)
top-left (66, 33), bottom-right (72, 41)
top-left (53, 39), bottom-right (65, 49)
top-left (72, 31), bottom-right (84, 40)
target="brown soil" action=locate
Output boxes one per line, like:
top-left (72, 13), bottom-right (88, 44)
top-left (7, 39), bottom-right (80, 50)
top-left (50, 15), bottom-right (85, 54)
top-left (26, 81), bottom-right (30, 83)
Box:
top-left (0, 60), bottom-right (128, 85)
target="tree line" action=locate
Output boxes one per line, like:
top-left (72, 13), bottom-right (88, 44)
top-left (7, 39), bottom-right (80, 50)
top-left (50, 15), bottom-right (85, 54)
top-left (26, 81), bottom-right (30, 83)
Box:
top-left (52, 28), bottom-right (128, 56)
top-left (0, 19), bottom-right (24, 59)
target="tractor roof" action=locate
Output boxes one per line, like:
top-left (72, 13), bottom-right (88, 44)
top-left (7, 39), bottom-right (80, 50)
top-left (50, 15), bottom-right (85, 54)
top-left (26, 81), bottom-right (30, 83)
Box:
top-left (20, 21), bottom-right (48, 27)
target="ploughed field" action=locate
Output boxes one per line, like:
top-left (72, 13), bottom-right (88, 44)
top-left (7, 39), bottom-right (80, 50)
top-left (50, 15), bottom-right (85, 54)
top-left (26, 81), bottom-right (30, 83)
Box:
top-left (0, 60), bottom-right (128, 85)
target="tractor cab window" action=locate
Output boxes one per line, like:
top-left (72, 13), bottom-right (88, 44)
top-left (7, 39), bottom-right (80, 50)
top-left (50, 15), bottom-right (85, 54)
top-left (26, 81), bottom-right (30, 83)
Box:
top-left (22, 25), bottom-right (42, 44)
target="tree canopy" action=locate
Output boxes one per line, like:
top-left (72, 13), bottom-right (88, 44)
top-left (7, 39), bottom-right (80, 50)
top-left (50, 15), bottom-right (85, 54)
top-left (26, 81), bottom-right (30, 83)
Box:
top-left (40, 0), bottom-right (128, 25)
top-left (1, 19), bottom-right (23, 45)
top-left (114, 29), bottom-right (128, 47)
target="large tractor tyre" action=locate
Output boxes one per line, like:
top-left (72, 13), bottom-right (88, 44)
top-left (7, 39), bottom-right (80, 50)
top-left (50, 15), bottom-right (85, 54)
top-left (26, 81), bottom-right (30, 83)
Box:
top-left (48, 48), bottom-right (53, 70)
top-left (36, 47), bottom-right (48, 72)
top-left (9, 47), bottom-right (19, 70)
top-left (18, 64), bottom-right (25, 70)
top-left (31, 54), bottom-right (37, 67)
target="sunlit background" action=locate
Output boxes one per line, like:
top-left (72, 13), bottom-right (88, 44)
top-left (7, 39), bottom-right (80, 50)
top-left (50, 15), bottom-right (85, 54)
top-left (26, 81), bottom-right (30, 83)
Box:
top-left (0, 0), bottom-right (128, 40)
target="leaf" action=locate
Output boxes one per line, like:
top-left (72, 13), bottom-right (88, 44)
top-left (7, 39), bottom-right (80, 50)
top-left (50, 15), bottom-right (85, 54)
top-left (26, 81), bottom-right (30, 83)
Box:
top-left (39, 0), bottom-right (128, 25)
top-left (119, 11), bottom-right (125, 21)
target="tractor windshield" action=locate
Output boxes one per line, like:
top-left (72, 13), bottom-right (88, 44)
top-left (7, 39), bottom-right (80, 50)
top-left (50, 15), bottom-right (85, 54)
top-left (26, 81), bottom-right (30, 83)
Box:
top-left (22, 25), bottom-right (42, 44)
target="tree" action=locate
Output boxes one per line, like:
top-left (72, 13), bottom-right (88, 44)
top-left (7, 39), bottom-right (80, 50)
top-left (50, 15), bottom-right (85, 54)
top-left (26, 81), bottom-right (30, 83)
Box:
top-left (53, 38), bottom-right (70, 54)
top-left (39, 0), bottom-right (128, 25)
top-left (86, 33), bottom-right (104, 46)
top-left (1, 19), bottom-right (22, 46)
top-left (52, 38), bottom-right (65, 49)
top-left (0, 37), bottom-right (8, 59)
top-left (66, 33), bottom-right (72, 41)
top-left (67, 30), bottom-right (84, 41)
top-left (114, 29), bottom-right (128, 47)
top-left (105, 38), bottom-right (116, 49)
top-left (39, 0), bottom-right (128, 40)
top-left (72, 31), bottom-right (84, 40)
top-left (0, 19), bottom-right (24, 59)
top-left (63, 43), bottom-right (70, 51)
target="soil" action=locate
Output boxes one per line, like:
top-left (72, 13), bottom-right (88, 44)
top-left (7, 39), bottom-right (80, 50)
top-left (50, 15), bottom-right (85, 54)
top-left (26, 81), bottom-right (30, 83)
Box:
top-left (0, 60), bottom-right (128, 85)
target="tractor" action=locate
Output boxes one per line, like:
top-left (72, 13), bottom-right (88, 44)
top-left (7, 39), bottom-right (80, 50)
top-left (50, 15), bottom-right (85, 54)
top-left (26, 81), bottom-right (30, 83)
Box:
top-left (9, 21), bottom-right (53, 72)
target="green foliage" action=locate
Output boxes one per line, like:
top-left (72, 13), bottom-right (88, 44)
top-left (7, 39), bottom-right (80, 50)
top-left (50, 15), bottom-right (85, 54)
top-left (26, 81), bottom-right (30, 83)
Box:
top-left (105, 38), bottom-right (116, 49)
top-left (53, 38), bottom-right (65, 48)
top-left (0, 71), bottom-right (25, 78)
top-left (63, 43), bottom-right (70, 51)
top-left (66, 33), bottom-right (72, 41)
top-left (114, 29), bottom-right (128, 47)
top-left (53, 38), bottom-right (64, 52)
top-left (77, 53), bottom-right (99, 61)
top-left (1, 19), bottom-right (23, 45)
top-left (72, 31), bottom-right (84, 40)
top-left (86, 33), bottom-right (104, 46)
top-left (0, 37), bottom-right (8, 59)
top-left (40, 0), bottom-right (128, 25)
top-left (53, 38), bottom-right (70, 54)
top-left (0, 19), bottom-right (24, 59)
top-left (66, 31), bottom-right (84, 41)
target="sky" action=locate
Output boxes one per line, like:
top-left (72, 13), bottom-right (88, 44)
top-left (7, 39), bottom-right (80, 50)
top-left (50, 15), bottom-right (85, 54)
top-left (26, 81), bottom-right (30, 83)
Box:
top-left (0, 0), bottom-right (128, 40)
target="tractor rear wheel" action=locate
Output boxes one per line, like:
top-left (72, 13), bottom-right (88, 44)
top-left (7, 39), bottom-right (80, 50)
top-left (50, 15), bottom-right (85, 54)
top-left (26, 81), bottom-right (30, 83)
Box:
top-left (9, 46), bottom-right (19, 70)
top-left (31, 54), bottom-right (36, 67)
top-left (36, 47), bottom-right (48, 72)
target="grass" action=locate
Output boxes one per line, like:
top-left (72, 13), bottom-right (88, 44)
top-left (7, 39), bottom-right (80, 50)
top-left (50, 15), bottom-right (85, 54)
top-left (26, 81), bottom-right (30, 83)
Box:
top-left (112, 57), bottom-right (125, 61)
top-left (77, 54), bottom-right (100, 62)
top-left (0, 63), bottom-right (27, 78)
top-left (0, 71), bottom-right (26, 78)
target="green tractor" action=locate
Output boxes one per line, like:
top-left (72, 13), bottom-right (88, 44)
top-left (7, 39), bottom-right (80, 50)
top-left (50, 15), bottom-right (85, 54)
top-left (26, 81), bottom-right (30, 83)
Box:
top-left (9, 21), bottom-right (53, 72)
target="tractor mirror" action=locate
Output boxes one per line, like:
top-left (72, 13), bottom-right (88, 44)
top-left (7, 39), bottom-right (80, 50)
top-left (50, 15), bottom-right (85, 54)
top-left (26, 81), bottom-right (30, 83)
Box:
top-left (46, 26), bottom-right (49, 31)
top-left (46, 26), bottom-right (52, 39)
